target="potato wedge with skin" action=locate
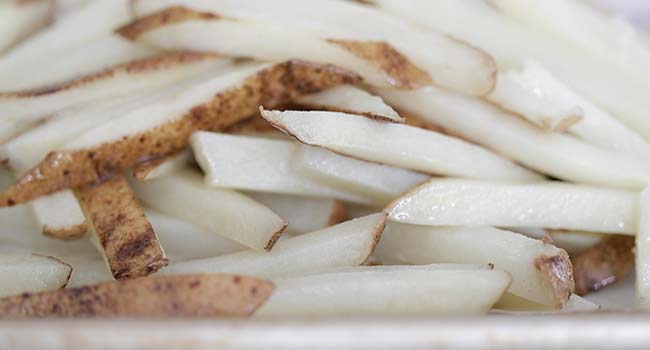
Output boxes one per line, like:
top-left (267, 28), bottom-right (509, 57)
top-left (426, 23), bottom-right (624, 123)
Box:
top-left (0, 274), bottom-right (273, 318)
top-left (490, 61), bottom-right (650, 160)
top-left (376, 224), bottom-right (574, 308)
top-left (374, 0), bottom-right (650, 141)
top-left (293, 145), bottom-right (429, 204)
top-left (0, 253), bottom-right (72, 298)
top-left (31, 190), bottom-right (87, 240)
top-left (132, 149), bottom-right (194, 182)
top-left (246, 192), bottom-right (347, 235)
top-left (127, 1), bottom-right (496, 95)
top-left (261, 109), bottom-right (541, 181)
top-left (0, 60), bottom-right (360, 207)
top-left (295, 85), bottom-right (403, 122)
top-left (378, 87), bottom-right (650, 189)
top-left (130, 169), bottom-right (286, 252)
top-left (163, 213), bottom-right (386, 279)
top-left (0, 0), bottom-right (54, 54)
top-left (388, 179), bottom-right (637, 234)
top-left (0, 52), bottom-right (225, 143)
top-left (256, 265), bottom-right (510, 316)
top-left (75, 174), bottom-right (168, 280)
top-left (191, 132), bottom-right (375, 204)
top-left (572, 235), bottom-right (634, 296)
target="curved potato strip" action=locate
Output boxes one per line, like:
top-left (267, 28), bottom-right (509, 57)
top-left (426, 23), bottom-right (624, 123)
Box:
top-left (0, 60), bottom-right (360, 207)
top-left (0, 274), bottom-right (273, 318)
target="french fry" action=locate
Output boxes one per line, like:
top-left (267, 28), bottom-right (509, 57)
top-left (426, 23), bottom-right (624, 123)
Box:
top-left (191, 132), bottom-right (375, 204)
top-left (375, 223), bottom-right (574, 308)
top-left (0, 52), bottom-right (226, 143)
top-left (127, 1), bottom-right (497, 95)
top-left (0, 0), bottom-right (54, 54)
top-left (75, 174), bottom-right (168, 280)
top-left (247, 192), bottom-right (347, 235)
top-left (130, 169), bottom-right (287, 252)
top-left (31, 191), bottom-right (87, 240)
top-left (295, 85), bottom-right (403, 122)
top-left (0, 274), bottom-right (274, 318)
top-left (256, 264), bottom-right (510, 316)
top-left (387, 179), bottom-right (637, 234)
top-left (292, 145), bottom-right (429, 204)
top-left (572, 235), bottom-right (634, 296)
top-left (132, 149), bottom-right (193, 182)
top-left (0, 253), bottom-right (72, 298)
top-left (378, 87), bottom-right (650, 188)
top-left (0, 60), bottom-right (359, 207)
top-left (638, 187), bottom-right (650, 309)
top-left (163, 213), bottom-right (386, 279)
top-left (261, 109), bottom-right (542, 181)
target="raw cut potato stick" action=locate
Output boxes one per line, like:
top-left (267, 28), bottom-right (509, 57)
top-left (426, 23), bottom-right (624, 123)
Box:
top-left (256, 265), bottom-right (510, 316)
top-left (30, 190), bottom-right (87, 240)
top-left (373, 0), bottom-right (650, 141)
top-left (0, 253), bottom-right (72, 298)
top-left (191, 132), bottom-right (375, 205)
top-left (126, 1), bottom-right (497, 95)
top-left (490, 61), bottom-right (650, 160)
top-left (387, 179), bottom-right (638, 234)
top-left (378, 87), bottom-right (650, 188)
top-left (375, 224), bottom-right (574, 308)
top-left (0, 274), bottom-right (273, 318)
top-left (295, 85), bottom-right (403, 122)
top-left (0, 0), bottom-right (54, 54)
top-left (246, 192), bottom-right (347, 235)
top-left (132, 149), bottom-right (194, 182)
top-left (62, 256), bottom-right (114, 288)
top-left (163, 213), bottom-right (386, 279)
top-left (572, 235), bottom-right (635, 295)
top-left (292, 145), bottom-right (430, 204)
top-left (637, 187), bottom-right (650, 309)
top-left (261, 109), bottom-right (541, 181)
top-left (512, 228), bottom-right (604, 256)
top-left (0, 60), bottom-right (360, 207)
top-left (0, 52), bottom-right (225, 143)
top-left (130, 169), bottom-right (287, 252)
top-left (75, 174), bottom-right (168, 280)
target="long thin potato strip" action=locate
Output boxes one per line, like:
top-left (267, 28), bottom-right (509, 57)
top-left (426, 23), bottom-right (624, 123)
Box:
top-left (75, 174), bottom-right (168, 279)
top-left (0, 274), bottom-right (273, 318)
top-left (0, 60), bottom-right (360, 207)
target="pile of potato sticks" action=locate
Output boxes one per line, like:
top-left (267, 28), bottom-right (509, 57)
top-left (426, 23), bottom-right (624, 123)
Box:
top-left (0, 0), bottom-right (648, 317)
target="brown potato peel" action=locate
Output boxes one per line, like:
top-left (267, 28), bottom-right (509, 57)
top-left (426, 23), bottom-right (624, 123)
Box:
top-left (0, 274), bottom-right (273, 318)
top-left (75, 174), bottom-right (168, 280)
top-left (534, 252), bottom-right (575, 308)
top-left (0, 60), bottom-right (360, 206)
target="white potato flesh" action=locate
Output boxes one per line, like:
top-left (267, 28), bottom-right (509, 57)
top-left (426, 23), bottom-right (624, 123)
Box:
top-left (375, 223), bottom-right (571, 307)
top-left (637, 188), bottom-right (650, 309)
top-left (0, 0), bottom-right (54, 54)
top-left (130, 169), bottom-right (286, 252)
top-left (61, 256), bottom-right (113, 288)
top-left (261, 109), bottom-right (541, 181)
top-left (54, 0), bottom-right (90, 19)
top-left (491, 0), bottom-right (650, 71)
top-left (374, 0), bottom-right (650, 141)
top-left (135, 149), bottom-right (194, 182)
top-left (0, 55), bottom-right (227, 143)
top-left (146, 210), bottom-right (244, 261)
top-left (563, 294), bottom-right (600, 312)
top-left (387, 179), bottom-right (637, 234)
top-left (295, 85), bottom-right (403, 122)
top-left (256, 265), bottom-right (510, 316)
top-left (246, 192), bottom-right (343, 235)
top-left (511, 228), bottom-right (604, 256)
top-left (488, 69), bottom-right (583, 131)
top-left (378, 87), bottom-right (650, 189)
top-left (62, 62), bottom-right (264, 151)
top-left (191, 132), bottom-right (374, 204)
top-left (0, 253), bottom-right (72, 297)
top-left (163, 213), bottom-right (386, 279)
top-left (29, 190), bottom-right (86, 237)
top-left (132, 0), bottom-right (496, 95)
top-left (493, 61), bottom-right (650, 160)
top-left (293, 145), bottom-right (429, 204)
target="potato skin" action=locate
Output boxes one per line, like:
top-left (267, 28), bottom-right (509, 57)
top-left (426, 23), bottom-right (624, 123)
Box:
top-left (0, 274), bottom-right (274, 318)
top-left (75, 174), bottom-right (168, 280)
top-left (571, 235), bottom-right (635, 295)
top-left (0, 60), bottom-right (360, 207)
